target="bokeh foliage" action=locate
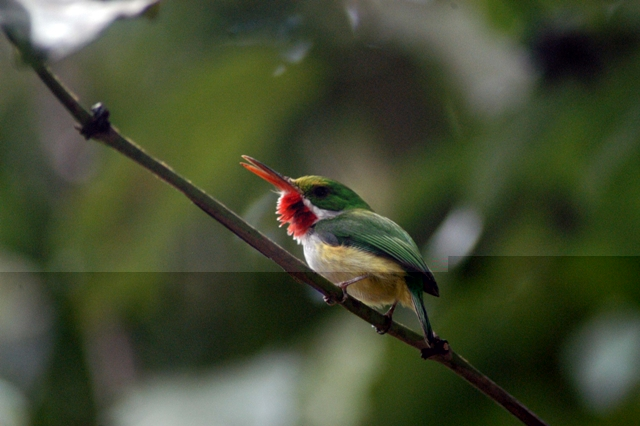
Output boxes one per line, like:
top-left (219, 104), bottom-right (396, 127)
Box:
top-left (1, 1), bottom-right (640, 425)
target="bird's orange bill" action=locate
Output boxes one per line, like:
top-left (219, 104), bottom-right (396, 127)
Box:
top-left (241, 155), bottom-right (299, 193)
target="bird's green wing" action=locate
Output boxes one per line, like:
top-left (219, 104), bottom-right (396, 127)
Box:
top-left (313, 209), bottom-right (439, 297)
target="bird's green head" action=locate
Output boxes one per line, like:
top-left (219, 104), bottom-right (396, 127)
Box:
top-left (241, 156), bottom-right (371, 240)
top-left (292, 176), bottom-right (371, 212)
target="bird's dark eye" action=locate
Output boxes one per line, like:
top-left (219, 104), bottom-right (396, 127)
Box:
top-left (312, 186), bottom-right (330, 198)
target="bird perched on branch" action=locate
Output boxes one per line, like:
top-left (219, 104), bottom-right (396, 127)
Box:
top-left (241, 156), bottom-right (442, 352)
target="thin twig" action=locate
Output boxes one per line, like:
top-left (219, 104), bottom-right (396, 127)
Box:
top-left (27, 61), bottom-right (548, 426)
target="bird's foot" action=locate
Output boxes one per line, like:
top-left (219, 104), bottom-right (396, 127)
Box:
top-left (323, 274), bottom-right (369, 306)
top-left (322, 294), bottom-right (337, 305)
top-left (374, 302), bottom-right (397, 335)
top-left (322, 290), bottom-right (348, 306)
top-left (374, 316), bottom-right (392, 335)
top-left (420, 336), bottom-right (449, 360)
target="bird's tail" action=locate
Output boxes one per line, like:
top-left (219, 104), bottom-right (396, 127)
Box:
top-left (409, 284), bottom-right (435, 346)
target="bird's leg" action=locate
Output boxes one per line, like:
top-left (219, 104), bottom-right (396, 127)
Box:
top-left (374, 301), bottom-right (398, 335)
top-left (322, 274), bottom-right (369, 305)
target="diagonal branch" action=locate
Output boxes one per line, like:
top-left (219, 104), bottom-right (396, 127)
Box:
top-left (27, 60), bottom-right (548, 426)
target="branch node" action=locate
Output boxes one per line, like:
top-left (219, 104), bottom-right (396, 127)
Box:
top-left (79, 102), bottom-right (112, 139)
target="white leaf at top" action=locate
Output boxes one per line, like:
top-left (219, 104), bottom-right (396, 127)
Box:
top-left (1, 0), bottom-right (158, 61)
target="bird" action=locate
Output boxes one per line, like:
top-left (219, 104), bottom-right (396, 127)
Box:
top-left (241, 155), bottom-right (441, 350)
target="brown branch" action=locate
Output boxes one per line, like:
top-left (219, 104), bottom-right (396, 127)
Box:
top-left (26, 60), bottom-right (548, 426)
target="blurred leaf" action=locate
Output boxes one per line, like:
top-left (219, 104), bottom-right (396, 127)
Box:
top-left (0, 0), bottom-right (159, 62)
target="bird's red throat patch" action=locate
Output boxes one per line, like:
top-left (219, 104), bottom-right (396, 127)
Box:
top-left (276, 191), bottom-right (318, 240)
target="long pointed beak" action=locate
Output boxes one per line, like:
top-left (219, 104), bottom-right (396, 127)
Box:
top-left (241, 155), bottom-right (299, 193)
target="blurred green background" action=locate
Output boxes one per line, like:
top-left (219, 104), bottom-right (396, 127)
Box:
top-left (1, 0), bottom-right (640, 425)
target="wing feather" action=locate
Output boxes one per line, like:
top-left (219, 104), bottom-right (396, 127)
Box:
top-left (313, 209), bottom-right (439, 296)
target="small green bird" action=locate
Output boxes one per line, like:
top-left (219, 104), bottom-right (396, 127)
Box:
top-left (241, 156), bottom-right (441, 349)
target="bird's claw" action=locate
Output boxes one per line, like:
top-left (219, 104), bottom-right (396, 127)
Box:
top-left (420, 337), bottom-right (449, 360)
top-left (323, 295), bottom-right (337, 306)
top-left (323, 290), bottom-right (348, 306)
top-left (374, 315), bottom-right (392, 335)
